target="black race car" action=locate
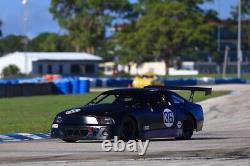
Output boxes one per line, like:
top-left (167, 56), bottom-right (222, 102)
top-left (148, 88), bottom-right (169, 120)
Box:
top-left (51, 86), bottom-right (211, 142)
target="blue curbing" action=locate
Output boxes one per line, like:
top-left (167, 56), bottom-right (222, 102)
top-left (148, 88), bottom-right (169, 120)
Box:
top-left (0, 133), bottom-right (50, 143)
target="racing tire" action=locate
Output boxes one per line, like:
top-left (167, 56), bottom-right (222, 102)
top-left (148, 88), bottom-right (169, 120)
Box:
top-left (62, 139), bottom-right (78, 143)
top-left (120, 117), bottom-right (138, 141)
top-left (177, 115), bottom-right (194, 140)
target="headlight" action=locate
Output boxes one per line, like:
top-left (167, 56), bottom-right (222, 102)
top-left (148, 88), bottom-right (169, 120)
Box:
top-left (96, 117), bottom-right (115, 125)
top-left (52, 124), bottom-right (58, 128)
top-left (54, 115), bottom-right (63, 123)
top-left (85, 116), bottom-right (98, 124)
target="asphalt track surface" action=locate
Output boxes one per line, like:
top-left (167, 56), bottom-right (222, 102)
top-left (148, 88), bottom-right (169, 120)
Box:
top-left (0, 84), bottom-right (250, 166)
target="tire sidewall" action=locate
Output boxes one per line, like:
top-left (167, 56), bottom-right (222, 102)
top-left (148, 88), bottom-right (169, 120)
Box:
top-left (119, 117), bottom-right (138, 141)
top-left (182, 115), bottom-right (194, 139)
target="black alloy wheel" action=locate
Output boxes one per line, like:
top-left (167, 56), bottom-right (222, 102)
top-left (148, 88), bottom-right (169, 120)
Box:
top-left (120, 117), bottom-right (138, 141)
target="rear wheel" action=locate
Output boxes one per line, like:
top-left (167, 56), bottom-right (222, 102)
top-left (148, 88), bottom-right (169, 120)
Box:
top-left (120, 117), bottom-right (138, 141)
top-left (178, 115), bottom-right (194, 140)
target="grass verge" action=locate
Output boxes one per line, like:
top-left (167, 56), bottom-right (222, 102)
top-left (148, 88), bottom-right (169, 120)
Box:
top-left (0, 91), bottom-right (229, 133)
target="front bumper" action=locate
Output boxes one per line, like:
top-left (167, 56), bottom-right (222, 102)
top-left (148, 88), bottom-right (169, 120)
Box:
top-left (51, 124), bottom-right (113, 140)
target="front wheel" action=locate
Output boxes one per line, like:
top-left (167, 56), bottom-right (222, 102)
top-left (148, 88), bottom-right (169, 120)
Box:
top-left (119, 117), bottom-right (138, 141)
top-left (177, 115), bottom-right (194, 140)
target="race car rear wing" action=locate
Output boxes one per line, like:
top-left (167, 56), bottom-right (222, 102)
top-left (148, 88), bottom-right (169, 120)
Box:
top-left (144, 85), bottom-right (212, 102)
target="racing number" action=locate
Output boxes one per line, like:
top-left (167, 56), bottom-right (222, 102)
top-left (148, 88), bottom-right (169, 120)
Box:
top-left (163, 109), bottom-right (174, 127)
top-left (164, 112), bottom-right (174, 123)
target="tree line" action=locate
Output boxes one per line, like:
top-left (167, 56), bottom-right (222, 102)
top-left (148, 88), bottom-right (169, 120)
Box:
top-left (0, 33), bottom-right (74, 55)
top-left (0, 0), bottom-right (250, 73)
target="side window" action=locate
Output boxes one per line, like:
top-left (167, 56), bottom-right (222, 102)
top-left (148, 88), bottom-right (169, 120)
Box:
top-left (98, 95), bottom-right (117, 104)
top-left (171, 94), bottom-right (185, 104)
top-left (147, 94), bottom-right (168, 107)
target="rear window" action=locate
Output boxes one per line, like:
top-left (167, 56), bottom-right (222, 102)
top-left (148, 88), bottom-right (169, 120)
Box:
top-left (170, 93), bottom-right (185, 104)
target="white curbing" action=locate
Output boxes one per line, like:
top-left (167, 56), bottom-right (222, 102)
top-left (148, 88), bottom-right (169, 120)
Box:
top-left (0, 133), bottom-right (50, 143)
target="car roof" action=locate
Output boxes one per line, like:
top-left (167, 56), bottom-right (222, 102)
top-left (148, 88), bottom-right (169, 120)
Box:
top-left (101, 88), bottom-right (188, 102)
top-left (103, 88), bottom-right (165, 95)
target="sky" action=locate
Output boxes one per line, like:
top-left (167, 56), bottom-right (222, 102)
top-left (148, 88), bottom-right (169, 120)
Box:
top-left (0, 0), bottom-right (238, 38)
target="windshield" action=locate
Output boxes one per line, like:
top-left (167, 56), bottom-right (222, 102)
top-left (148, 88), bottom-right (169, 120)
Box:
top-left (87, 93), bottom-right (137, 106)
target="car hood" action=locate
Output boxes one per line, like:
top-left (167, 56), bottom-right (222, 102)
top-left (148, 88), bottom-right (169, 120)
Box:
top-left (60, 103), bottom-right (125, 117)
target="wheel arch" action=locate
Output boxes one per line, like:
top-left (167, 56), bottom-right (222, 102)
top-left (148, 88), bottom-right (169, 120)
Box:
top-left (127, 114), bottom-right (145, 138)
top-left (127, 114), bottom-right (139, 130)
top-left (187, 112), bottom-right (197, 130)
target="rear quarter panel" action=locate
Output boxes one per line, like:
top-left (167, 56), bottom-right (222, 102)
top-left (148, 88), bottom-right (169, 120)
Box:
top-left (185, 102), bottom-right (204, 131)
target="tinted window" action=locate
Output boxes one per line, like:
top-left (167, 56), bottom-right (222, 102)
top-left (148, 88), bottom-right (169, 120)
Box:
top-left (98, 95), bottom-right (117, 104)
top-left (146, 93), bottom-right (168, 107)
top-left (171, 94), bottom-right (185, 104)
top-left (87, 94), bottom-right (118, 105)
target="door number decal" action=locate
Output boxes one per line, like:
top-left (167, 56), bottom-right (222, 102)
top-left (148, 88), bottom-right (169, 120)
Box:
top-left (163, 109), bottom-right (174, 127)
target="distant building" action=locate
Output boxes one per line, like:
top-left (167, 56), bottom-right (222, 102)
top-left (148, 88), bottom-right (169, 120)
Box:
top-left (0, 52), bottom-right (102, 77)
top-left (124, 61), bottom-right (167, 76)
top-left (100, 61), bottom-right (198, 76)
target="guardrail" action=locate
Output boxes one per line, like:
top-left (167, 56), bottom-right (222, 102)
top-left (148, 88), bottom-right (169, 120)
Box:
top-left (0, 76), bottom-right (249, 98)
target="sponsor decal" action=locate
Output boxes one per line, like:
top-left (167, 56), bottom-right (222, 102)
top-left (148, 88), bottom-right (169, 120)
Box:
top-left (101, 136), bottom-right (150, 156)
top-left (143, 125), bottom-right (150, 130)
top-left (65, 109), bottom-right (81, 115)
top-left (163, 108), bottom-right (174, 127)
top-left (177, 121), bottom-right (182, 128)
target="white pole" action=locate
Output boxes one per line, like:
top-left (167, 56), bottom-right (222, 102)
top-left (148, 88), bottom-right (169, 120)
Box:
top-left (22, 0), bottom-right (29, 74)
top-left (217, 0), bottom-right (221, 53)
top-left (222, 46), bottom-right (230, 78)
top-left (237, 0), bottom-right (242, 78)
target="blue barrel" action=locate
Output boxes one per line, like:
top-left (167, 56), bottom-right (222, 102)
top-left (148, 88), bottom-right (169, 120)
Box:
top-left (9, 79), bottom-right (18, 85)
top-left (79, 79), bottom-right (90, 94)
top-left (215, 78), bottom-right (246, 84)
top-left (95, 78), bottom-right (102, 87)
top-left (0, 80), bottom-right (9, 84)
top-left (164, 78), bottom-right (197, 86)
top-left (112, 78), bottom-right (133, 87)
top-left (53, 79), bottom-right (70, 94)
top-left (119, 78), bottom-right (133, 87)
top-left (70, 78), bottom-right (80, 94)
top-left (107, 78), bottom-right (115, 87)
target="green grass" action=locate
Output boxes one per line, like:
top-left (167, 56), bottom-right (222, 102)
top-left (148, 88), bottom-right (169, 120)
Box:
top-left (0, 93), bottom-right (100, 134)
top-left (0, 91), bottom-right (229, 133)
top-left (176, 91), bottom-right (229, 102)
